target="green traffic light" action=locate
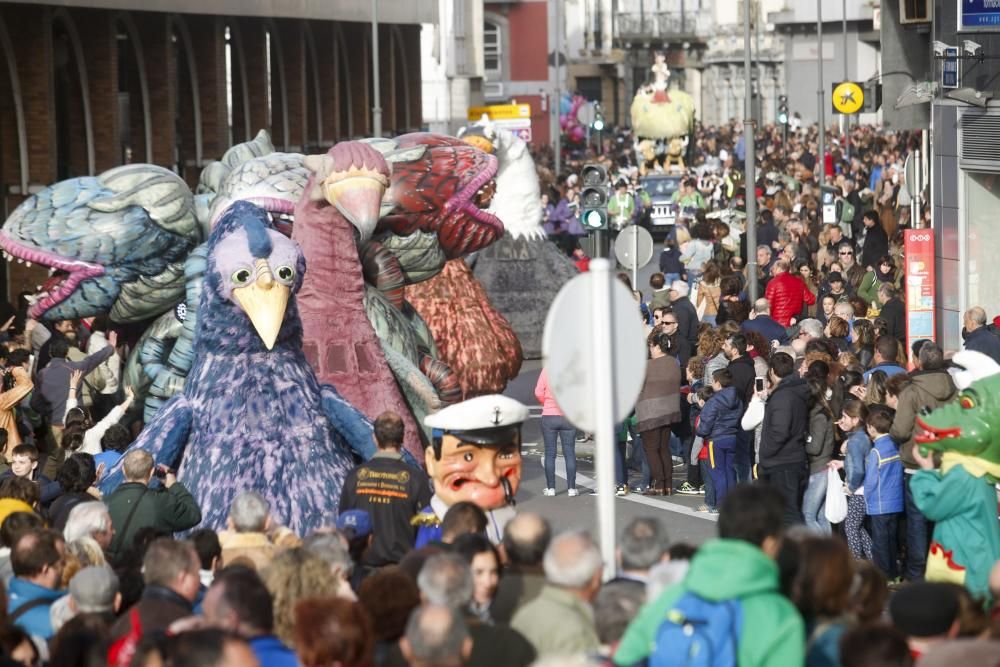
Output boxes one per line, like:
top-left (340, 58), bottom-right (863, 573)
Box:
top-left (583, 209), bottom-right (606, 229)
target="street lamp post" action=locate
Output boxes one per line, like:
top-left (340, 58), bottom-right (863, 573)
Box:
top-left (843, 0), bottom-right (850, 161)
top-left (371, 0), bottom-right (382, 137)
top-left (817, 0), bottom-right (825, 187)
top-left (744, 0), bottom-right (757, 300)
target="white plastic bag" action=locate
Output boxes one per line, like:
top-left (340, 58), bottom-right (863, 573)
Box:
top-left (824, 466), bottom-right (848, 524)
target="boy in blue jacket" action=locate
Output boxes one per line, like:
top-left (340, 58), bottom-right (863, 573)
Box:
top-left (864, 407), bottom-right (904, 579)
top-left (696, 368), bottom-right (743, 506)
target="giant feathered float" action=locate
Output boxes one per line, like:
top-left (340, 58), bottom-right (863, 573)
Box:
top-left (99, 196), bottom-right (374, 536)
top-left (0, 130), bottom-right (523, 464)
top-left (451, 118), bottom-right (578, 360)
top-left (631, 51), bottom-right (696, 174)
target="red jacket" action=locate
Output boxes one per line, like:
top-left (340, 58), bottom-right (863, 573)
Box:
top-left (764, 272), bottom-right (816, 327)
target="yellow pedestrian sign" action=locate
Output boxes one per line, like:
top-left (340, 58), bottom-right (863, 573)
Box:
top-left (832, 82), bottom-right (864, 114)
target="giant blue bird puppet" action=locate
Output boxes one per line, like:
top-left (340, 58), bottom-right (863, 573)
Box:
top-left (100, 200), bottom-right (375, 535)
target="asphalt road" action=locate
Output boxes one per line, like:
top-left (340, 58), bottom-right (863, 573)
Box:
top-left (504, 359), bottom-right (717, 549)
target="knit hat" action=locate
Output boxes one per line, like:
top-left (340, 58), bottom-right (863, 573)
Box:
top-left (827, 272), bottom-right (844, 284)
top-left (888, 582), bottom-right (959, 638)
top-left (70, 565), bottom-right (119, 613)
top-left (668, 280), bottom-right (690, 298)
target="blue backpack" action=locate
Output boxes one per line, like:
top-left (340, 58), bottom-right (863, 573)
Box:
top-left (649, 592), bottom-right (743, 667)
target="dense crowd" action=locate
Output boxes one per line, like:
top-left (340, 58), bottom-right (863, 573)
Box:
top-left (0, 116), bottom-right (992, 667)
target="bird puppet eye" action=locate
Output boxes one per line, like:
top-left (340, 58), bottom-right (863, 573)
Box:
top-left (231, 268), bottom-right (253, 286)
top-left (275, 265), bottom-right (295, 282)
top-left (959, 395), bottom-right (976, 410)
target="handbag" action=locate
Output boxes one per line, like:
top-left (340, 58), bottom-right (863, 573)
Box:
top-left (824, 466), bottom-right (848, 524)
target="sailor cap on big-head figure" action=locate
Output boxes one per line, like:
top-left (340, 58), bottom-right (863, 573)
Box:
top-left (414, 395), bottom-right (529, 547)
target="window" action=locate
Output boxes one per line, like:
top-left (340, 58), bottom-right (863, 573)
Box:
top-left (899, 0), bottom-right (929, 24)
top-left (484, 20), bottom-right (501, 77)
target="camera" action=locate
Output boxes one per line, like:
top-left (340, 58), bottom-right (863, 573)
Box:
top-left (153, 465), bottom-right (173, 479)
top-left (755, 377), bottom-right (765, 393)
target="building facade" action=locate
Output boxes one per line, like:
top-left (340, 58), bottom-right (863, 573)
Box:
top-left (928, 1), bottom-right (1000, 352)
top-left (0, 0), bottom-right (433, 300)
top-left (421, 0), bottom-right (485, 136)
top-left (768, 1), bottom-right (880, 126)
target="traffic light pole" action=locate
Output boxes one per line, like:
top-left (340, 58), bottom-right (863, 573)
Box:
top-left (744, 0), bottom-right (758, 301)
top-left (594, 130), bottom-right (607, 260)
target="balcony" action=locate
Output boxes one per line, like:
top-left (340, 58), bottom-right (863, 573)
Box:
top-left (616, 11), bottom-right (713, 44)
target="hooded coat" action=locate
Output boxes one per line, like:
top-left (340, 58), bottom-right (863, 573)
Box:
top-left (696, 385), bottom-right (743, 440)
top-left (889, 370), bottom-right (957, 468)
top-left (613, 539), bottom-right (805, 667)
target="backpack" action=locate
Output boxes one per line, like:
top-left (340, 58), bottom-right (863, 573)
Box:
top-left (650, 592), bottom-right (743, 667)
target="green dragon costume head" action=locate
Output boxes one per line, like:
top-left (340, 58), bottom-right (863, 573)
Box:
top-left (915, 350), bottom-right (1000, 482)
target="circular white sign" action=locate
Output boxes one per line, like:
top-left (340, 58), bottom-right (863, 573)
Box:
top-left (542, 267), bottom-right (648, 432)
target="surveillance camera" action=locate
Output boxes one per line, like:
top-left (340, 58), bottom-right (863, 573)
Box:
top-left (946, 87), bottom-right (993, 108)
top-left (933, 41), bottom-right (952, 57)
top-left (964, 40), bottom-right (983, 56)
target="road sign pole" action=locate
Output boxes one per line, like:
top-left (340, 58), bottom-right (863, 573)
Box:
top-left (589, 258), bottom-right (617, 581)
top-left (632, 226), bottom-right (639, 290)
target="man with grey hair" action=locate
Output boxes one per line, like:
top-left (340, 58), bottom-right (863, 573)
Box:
top-left (963, 306), bottom-right (1000, 363)
top-left (593, 581), bottom-right (645, 660)
top-left (796, 318), bottom-right (825, 341)
top-left (217, 492), bottom-right (291, 571)
top-left (491, 512), bottom-right (550, 624)
top-left (63, 502), bottom-right (114, 552)
top-left (400, 604), bottom-right (472, 667)
top-left (69, 565), bottom-right (120, 616)
top-left (104, 449), bottom-right (201, 565)
top-left (611, 517), bottom-right (669, 591)
top-left (742, 298), bottom-right (788, 346)
top-left (414, 553), bottom-right (536, 667)
top-left (511, 530), bottom-right (601, 656)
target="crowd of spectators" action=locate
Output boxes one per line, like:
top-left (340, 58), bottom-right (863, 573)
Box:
top-left (0, 113), bottom-right (993, 666)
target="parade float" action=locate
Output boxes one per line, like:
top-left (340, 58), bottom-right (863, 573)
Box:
top-left (0, 130), bottom-right (523, 463)
top-left (630, 51), bottom-right (697, 174)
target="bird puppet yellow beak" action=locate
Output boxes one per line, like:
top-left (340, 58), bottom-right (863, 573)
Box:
top-left (232, 259), bottom-right (290, 350)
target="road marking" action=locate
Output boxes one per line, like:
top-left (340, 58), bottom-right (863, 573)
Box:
top-left (527, 446), bottom-right (717, 522)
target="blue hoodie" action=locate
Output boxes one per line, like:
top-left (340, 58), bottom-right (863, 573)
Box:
top-left (7, 577), bottom-right (64, 639)
top-left (696, 385), bottom-right (743, 440)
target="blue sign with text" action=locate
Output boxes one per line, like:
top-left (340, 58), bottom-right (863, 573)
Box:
top-left (962, 0), bottom-right (1000, 30)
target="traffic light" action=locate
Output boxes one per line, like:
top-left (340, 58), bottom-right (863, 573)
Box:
top-left (580, 163), bottom-right (609, 231)
top-left (777, 95), bottom-right (789, 125)
top-left (592, 111), bottom-right (605, 132)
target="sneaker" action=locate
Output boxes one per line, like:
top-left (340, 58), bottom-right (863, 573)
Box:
top-left (707, 507), bottom-right (719, 515)
top-left (567, 488), bottom-right (580, 497)
top-left (542, 488), bottom-right (556, 497)
top-left (698, 485), bottom-right (706, 495)
top-left (696, 504), bottom-right (710, 512)
top-left (615, 485), bottom-right (629, 496)
top-left (677, 482), bottom-right (700, 495)
top-left (672, 456), bottom-right (685, 467)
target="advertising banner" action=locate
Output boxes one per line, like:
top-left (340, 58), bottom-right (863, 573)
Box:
top-left (960, 0), bottom-right (1000, 31)
top-left (904, 230), bottom-right (936, 363)
top-left (468, 104), bottom-right (532, 142)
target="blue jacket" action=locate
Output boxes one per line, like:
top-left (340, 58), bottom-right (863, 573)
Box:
top-left (741, 315), bottom-right (789, 345)
top-left (695, 386), bottom-right (743, 440)
top-left (864, 435), bottom-right (903, 515)
top-left (843, 430), bottom-right (871, 493)
top-left (863, 363), bottom-right (907, 382)
top-left (249, 635), bottom-right (299, 667)
top-left (7, 577), bottom-right (64, 639)
top-left (963, 327), bottom-right (1000, 365)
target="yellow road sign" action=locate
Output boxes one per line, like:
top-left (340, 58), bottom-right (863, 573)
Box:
top-left (467, 104), bottom-right (531, 121)
top-left (832, 82), bottom-right (864, 115)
